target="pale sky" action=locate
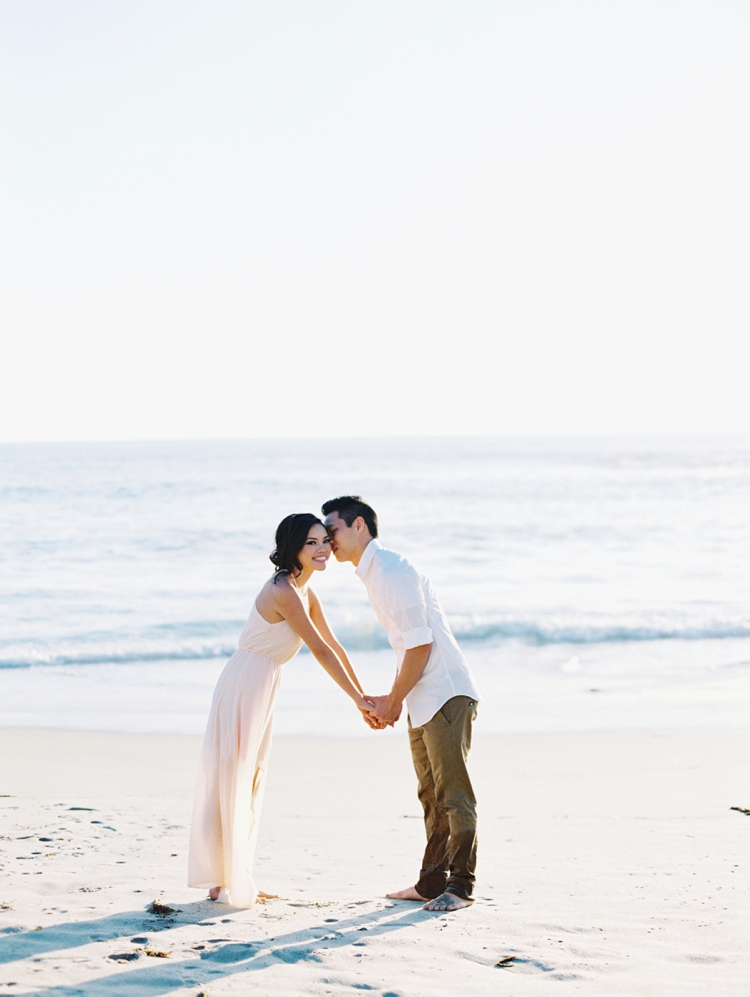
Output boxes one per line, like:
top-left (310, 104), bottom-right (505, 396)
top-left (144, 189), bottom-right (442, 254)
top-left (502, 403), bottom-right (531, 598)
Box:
top-left (1, 1), bottom-right (748, 441)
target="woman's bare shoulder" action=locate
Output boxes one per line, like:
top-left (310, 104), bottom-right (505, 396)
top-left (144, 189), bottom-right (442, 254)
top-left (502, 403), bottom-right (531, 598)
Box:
top-left (256, 574), bottom-right (298, 619)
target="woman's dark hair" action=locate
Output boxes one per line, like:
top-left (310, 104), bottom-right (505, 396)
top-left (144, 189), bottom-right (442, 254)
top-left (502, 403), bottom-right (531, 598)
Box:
top-left (320, 495), bottom-right (378, 538)
top-left (270, 513), bottom-right (325, 582)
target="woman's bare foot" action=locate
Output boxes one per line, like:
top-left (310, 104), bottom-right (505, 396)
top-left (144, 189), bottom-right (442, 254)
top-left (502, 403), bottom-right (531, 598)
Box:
top-left (386, 886), bottom-right (429, 901)
top-left (422, 891), bottom-right (473, 912)
top-left (208, 887), bottom-right (277, 902)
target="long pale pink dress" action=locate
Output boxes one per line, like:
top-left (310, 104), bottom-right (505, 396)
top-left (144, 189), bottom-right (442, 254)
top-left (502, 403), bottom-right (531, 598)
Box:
top-left (188, 601), bottom-right (303, 907)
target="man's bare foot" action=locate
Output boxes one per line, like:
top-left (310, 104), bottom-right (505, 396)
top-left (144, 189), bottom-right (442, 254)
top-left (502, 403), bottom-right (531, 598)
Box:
top-left (422, 891), bottom-right (473, 912)
top-left (208, 887), bottom-right (221, 901)
top-left (386, 886), bottom-right (429, 901)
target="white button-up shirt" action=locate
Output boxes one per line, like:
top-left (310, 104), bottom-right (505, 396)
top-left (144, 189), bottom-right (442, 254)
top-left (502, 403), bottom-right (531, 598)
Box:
top-left (355, 539), bottom-right (480, 728)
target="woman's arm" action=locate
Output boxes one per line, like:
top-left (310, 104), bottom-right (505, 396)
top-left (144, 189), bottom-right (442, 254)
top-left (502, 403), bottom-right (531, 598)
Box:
top-left (269, 581), bottom-right (372, 712)
top-left (308, 589), bottom-right (364, 695)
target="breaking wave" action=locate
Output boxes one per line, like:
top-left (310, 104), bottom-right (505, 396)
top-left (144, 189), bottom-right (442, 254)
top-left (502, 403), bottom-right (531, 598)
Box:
top-left (3, 613), bottom-right (750, 669)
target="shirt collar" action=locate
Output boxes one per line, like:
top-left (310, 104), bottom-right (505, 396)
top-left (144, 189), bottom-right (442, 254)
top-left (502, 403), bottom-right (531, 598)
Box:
top-left (354, 538), bottom-right (382, 579)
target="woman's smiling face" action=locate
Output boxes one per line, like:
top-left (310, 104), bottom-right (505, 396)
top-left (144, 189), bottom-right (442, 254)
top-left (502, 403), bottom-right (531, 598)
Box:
top-left (296, 523), bottom-right (332, 573)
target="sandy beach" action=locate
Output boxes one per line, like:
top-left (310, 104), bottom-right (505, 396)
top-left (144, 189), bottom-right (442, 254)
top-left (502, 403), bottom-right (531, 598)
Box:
top-left (1, 727), bottom-right (749, 996)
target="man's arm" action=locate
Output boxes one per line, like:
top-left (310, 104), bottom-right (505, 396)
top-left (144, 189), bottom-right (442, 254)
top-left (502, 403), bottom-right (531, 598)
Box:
top-left (369, 643), bottom-right (432, 726)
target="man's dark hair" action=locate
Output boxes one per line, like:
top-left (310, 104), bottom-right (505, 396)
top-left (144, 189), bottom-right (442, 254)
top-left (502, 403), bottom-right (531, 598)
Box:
top-left (321, 495), bottom-right (378, 538)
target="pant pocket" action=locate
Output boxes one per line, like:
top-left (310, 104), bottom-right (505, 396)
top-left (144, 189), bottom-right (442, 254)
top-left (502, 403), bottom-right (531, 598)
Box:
top-left (438, 701), bottom-right (452, 724)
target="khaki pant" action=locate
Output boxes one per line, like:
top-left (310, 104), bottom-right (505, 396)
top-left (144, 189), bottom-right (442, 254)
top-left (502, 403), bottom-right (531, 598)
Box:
top-left (408, 695), bottom-right (478, 901)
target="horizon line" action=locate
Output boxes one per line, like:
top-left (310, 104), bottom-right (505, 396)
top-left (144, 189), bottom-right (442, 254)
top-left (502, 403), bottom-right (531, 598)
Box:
top-left (2, 430), bottom-right (750, 446)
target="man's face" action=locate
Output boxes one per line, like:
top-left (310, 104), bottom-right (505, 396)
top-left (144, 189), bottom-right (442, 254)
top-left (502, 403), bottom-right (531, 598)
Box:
top-left (323, 511), bottom-right (360, 563)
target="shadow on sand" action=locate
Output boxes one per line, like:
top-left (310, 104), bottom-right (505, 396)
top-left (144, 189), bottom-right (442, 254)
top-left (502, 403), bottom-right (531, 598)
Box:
top-left (0, 901), bottom-right (215, 965)
top-left (3, 899), bottom-right (435, 995)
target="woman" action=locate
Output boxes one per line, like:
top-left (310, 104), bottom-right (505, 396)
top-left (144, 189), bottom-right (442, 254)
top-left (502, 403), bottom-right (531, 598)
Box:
top-left (188, 513), bottom-right (375, 907)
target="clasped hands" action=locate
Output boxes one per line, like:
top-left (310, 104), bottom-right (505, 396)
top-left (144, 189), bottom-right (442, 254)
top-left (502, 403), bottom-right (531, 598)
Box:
top-left (358, 694), bottom-right (402, 730)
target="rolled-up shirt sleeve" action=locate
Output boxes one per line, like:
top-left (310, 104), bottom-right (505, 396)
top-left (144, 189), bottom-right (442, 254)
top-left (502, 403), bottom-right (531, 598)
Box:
top-left (380, 567), bottom-right (433, 649)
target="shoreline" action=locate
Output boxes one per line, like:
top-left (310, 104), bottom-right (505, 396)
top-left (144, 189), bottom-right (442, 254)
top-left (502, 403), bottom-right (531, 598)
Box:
top-left (2, 728), bottom-right (749, 994)
top-left (4, 630), bottom-right (750, 738)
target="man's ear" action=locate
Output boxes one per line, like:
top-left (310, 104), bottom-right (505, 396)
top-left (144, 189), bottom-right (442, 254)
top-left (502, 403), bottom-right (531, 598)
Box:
top-left (354, 516), bottom-right (366, 534)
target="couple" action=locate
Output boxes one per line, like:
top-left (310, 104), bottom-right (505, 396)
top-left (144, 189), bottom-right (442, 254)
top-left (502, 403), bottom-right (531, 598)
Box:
top-left (188, 496), bottom-right (480, 914)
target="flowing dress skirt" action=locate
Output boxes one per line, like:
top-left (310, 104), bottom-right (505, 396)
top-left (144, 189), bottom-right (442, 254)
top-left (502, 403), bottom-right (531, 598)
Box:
top-left (187, 648), bottom-right (284, 907)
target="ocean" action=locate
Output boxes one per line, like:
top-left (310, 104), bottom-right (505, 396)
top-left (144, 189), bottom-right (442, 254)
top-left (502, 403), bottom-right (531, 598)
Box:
top-left (1, 436), bottom-right (749, 736)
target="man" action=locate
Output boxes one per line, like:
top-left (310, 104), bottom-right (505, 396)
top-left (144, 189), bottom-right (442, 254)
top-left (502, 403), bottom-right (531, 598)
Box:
top-left (322, 495), bottom-right (481, 913)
